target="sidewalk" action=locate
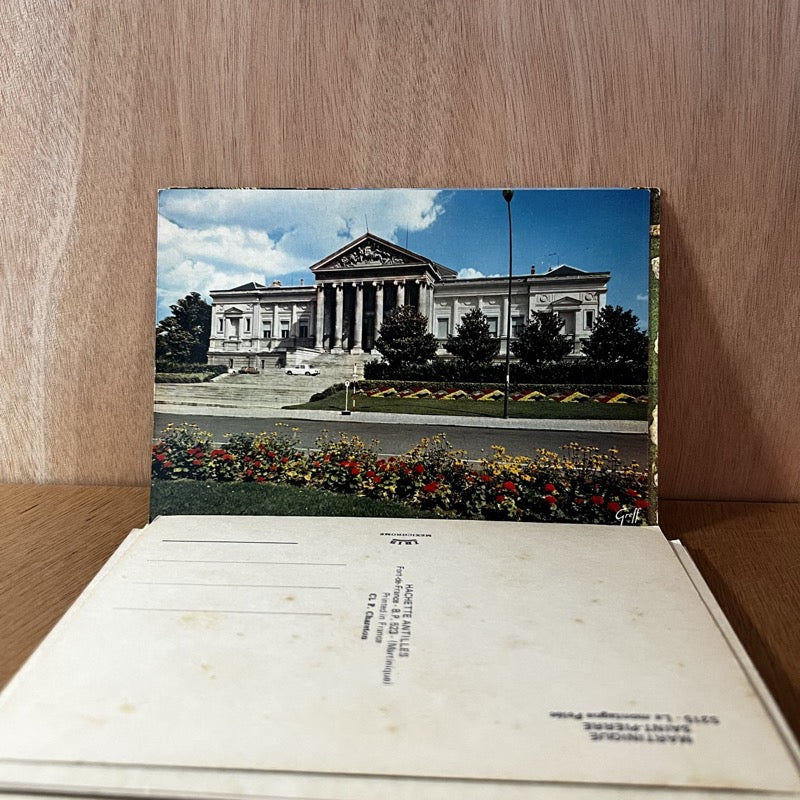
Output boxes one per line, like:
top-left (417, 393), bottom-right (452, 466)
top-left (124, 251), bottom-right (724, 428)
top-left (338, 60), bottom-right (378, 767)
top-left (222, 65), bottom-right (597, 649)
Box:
top-left (154, 401), bottom-right (647, 436)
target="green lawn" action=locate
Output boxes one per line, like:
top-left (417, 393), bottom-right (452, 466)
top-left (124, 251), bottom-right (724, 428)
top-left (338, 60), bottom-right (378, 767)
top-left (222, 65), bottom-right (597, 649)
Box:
top-left (289, 391), bottom-right (647, 420)
top-left (150, 479), bottom-right (436, 518)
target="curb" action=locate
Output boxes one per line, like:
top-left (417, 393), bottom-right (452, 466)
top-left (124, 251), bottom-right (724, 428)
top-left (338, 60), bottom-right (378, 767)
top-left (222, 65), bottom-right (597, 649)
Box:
top-left (154, 402), bottom-right (647, 436)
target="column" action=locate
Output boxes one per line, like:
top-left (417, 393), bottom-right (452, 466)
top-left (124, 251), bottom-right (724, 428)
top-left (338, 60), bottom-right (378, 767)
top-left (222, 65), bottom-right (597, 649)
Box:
top-left (290, 303), bottom-right (298, 341)
top-left (252, 304), bottom-right (261, 347)
top-left (272, 303), bottom-right (280, 344)
top-left (501, 295), bottom-right (510, 357)
top-left (417, 280), bottom-right (427, 317)
top-left (333, 283), bottom-right (344, 352)
top-left (374, 281), bottom-right (384, 330)
top-left (352, 282), bottom-right (364, 353)
top-left (396, 280), bottom-right (405, 307)
top-left (315, 286), bottom-right (325, 349)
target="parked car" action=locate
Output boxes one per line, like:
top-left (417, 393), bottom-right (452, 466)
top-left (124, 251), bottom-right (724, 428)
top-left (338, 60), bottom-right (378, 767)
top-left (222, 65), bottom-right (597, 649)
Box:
top-left (286, 364), bottom-right (320, 376)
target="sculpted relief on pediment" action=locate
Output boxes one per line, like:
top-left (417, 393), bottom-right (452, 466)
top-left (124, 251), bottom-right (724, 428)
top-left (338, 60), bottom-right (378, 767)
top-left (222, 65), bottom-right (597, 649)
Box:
top-left (334, 242), bottom-right (406, 268)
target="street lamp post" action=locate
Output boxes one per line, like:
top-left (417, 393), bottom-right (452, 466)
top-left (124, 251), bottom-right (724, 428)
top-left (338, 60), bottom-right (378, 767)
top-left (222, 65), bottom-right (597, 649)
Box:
top-left (502, 189), bottom-right (514, 419)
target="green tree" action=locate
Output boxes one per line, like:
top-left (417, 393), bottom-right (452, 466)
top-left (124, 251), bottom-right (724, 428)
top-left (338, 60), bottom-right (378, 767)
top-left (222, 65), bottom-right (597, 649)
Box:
top-left (155, 292), bottom-right (212, 364)
top-left (582, 305), bottom-right (648, 364)
top-left (374, 306), bottom-right (438, 370)
top-left (510, 311), bottom-right (572, 367)
top-left (444, 307), bottom-right (500, 369)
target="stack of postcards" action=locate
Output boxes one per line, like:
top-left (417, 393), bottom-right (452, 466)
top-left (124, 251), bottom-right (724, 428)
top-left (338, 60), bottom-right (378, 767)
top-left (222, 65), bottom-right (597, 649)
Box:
top-left (1, 189), bottom-right (797, 798)
top-left (0, 515), bottom-right (798, 799)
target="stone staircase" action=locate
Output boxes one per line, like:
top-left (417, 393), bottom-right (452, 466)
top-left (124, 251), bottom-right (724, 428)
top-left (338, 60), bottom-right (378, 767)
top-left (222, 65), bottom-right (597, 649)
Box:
top-left (155, 352), bottom-right (375, 410)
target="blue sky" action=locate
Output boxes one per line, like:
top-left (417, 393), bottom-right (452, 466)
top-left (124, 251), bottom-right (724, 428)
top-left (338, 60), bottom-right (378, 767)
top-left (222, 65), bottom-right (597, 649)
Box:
top-left (157, 188), bottom-right (652, 326)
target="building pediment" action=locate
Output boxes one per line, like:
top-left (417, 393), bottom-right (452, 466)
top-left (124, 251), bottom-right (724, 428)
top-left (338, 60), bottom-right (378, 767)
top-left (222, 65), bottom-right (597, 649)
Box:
top-left (310, 233), bottom-right (456, 279)
top-left (550, 296), bottom-right (582, 308)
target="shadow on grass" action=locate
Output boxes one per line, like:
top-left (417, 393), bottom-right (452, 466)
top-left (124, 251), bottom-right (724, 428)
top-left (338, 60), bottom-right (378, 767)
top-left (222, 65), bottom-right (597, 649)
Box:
top-left (150, 480), bottom-right (436, 520)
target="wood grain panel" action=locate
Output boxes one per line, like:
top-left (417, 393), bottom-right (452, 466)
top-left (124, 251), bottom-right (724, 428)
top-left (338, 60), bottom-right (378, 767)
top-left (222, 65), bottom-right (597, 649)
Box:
top-left (1, 0), bottom-right (799, 499)
top-left (0, 484), bottom-right (149, 686)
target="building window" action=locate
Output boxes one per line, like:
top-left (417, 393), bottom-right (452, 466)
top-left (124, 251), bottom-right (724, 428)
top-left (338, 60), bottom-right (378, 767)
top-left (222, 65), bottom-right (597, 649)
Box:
top-left (217, 317), bottom-right (224, 334)
top-left (280, 322), bottom-right (290, 338)
top-left (486, 316), bottom-right (499, 336)
top-left (436, 318), bottom-right (449, 339)
top-left (244, 317), bottom-right (251, 333)
top-left (298, 319), bottom-right (309, 338)
top-left (511, 315), bottom-right (524, 337)
top-left (585, 310), bottom-right (594, 330)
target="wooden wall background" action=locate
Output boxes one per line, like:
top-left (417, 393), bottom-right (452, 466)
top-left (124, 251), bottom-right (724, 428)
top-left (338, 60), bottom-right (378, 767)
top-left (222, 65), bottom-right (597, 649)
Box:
top-left (1, 0), bottom-right (799, 500)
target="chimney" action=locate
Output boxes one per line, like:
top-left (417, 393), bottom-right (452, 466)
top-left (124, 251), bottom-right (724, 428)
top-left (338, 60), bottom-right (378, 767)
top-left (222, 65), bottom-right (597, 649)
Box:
top-left (530, 264), bottom-right (536, 275)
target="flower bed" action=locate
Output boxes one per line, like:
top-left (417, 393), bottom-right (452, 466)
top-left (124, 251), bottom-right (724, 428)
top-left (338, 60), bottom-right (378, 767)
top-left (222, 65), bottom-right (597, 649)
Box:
top-left (360, 384), bottom-right (646, 403)
top-left (152, 424), bottom-right (648, 525)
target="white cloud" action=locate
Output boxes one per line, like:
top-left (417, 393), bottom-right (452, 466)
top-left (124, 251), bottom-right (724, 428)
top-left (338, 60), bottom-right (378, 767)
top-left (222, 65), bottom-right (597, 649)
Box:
top-left (457, 268), bottom-right (501, 279)
top-left (156, 189), bottom-right (446, 320)
top-left (636, 293), bottom-right (649, 301)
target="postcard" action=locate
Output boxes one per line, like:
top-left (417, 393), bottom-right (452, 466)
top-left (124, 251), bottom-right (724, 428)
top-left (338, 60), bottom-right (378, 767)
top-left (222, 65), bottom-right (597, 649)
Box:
top-left (152, 188), bottom-right (659, 526)
top-left (0, 515), bottom-right (796, 795)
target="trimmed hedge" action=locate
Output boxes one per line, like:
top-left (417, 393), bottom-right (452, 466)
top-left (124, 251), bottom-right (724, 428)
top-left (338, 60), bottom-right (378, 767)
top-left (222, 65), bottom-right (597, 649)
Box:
top-left (356, 379), bottom-right (647, 397)
top-left (363, 357), bottom-right (647, 386)
top-left (155, 372), bottom-right (221, 383)
top-left (156, 361), bottom-right (228, 376)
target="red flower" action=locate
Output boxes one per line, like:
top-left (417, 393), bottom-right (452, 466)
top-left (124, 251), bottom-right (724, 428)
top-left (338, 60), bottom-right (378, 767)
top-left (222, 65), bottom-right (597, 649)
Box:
top-left (414, 463), bottom-right (425, 474)
top-left (269, 465), bottom-right (277, 472)
top-left (544, 495), bottom-right (557, 505)
top-left (626, 488), bottom-right (640, 497)
top-left (192, 459), bottom-right (203, 466)
top-left (281, 456), bottom-right (289, 464)
top-left (350, 466), bottom-right (361, 476)
top-left (267, 450), bottom-right (276, 459)
top-left (591, 495), bottom-right (605, 505)
top-left (252, 460), bottom-right (261, 468)
top-left (373, 476), bottom-right (382, 484)
top-left (502, 480), bottom-right (516, 492)
top-left (634, 499), bottom-right (649, 509)
top-left (544, 483), bottom-right (556, 493)
top-left (163, 460), bottom-right (173, 468)
top-left (607, 501), bottom-right (621, 513)
top-left (366, 470), bottom-right (375, 478)
top-left (495, 494), bottom-right (506, 503)
top-left (256, 476), bottom-right (265, 483)
top-left (155, 453), bottom-right (166, 462)
top-left (423, 481), bottom-right (439, 493)
top-left (480, 474), bottom-right (492, 483)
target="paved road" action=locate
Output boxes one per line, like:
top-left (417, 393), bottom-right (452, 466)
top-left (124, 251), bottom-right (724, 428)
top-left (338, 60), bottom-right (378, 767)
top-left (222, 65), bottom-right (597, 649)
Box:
top-left (154, 412), bottom-right (648, 465)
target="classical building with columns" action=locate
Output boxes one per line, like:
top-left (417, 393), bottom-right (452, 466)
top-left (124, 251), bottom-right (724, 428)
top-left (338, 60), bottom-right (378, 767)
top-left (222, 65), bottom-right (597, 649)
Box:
top-left (207, 233), bottom-right (609, 369)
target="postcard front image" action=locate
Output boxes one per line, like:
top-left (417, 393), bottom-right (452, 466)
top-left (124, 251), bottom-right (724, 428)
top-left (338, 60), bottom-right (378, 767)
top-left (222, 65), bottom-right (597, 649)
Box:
top-left (152, 187), bottom-right (658, 527)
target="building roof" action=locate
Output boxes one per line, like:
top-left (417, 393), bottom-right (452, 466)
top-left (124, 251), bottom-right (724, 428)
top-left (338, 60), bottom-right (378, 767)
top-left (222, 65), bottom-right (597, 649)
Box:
top-left (225, 281), bottom-right (268, 291)
top-left (542, 265), bottom-right (595, 278)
